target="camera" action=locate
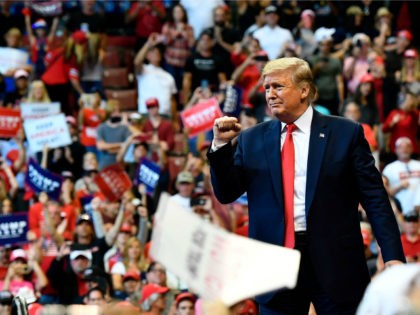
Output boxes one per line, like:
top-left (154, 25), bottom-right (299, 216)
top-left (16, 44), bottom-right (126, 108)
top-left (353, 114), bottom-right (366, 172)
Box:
top-left (355, 39), bottom-right (363, 48)
top-left (190, 197), bottom-right (207, 207)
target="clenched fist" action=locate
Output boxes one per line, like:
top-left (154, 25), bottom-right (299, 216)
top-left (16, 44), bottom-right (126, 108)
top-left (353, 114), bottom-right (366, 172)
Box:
top-left (213, 117), bottom-right (242, 146)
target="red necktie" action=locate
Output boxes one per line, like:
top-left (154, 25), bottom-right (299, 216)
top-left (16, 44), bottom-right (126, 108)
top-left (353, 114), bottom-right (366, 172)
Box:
top-left (282, 123), bottom-right (296, 248)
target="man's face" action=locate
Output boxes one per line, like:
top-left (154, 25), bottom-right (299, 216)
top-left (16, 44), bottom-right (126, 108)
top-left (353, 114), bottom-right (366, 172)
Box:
top-left (176, 300), bottom-right (194, 315)
top-left (344, 103), bottom-right (361, 122)
top-left (71, 256), bottom-right (90, 274)
top-left (86, 290), bottom-right (106, 306)
top-left (177, 182), bottom-right (194, 198)
top-left (396, 141), bottom-right (413, 161)
top-left (265, 12), bottom-right (278, 27)
top-left (123, 279), bottom-right (140, 295)
top-left (213, 8), bottom-right (226, 26)
top-left (146, 263), bottom-right (167, 286)
top-left (264, 70), bottom-right (309, 124)
top-left (76, 221), bottom-right (93, 238)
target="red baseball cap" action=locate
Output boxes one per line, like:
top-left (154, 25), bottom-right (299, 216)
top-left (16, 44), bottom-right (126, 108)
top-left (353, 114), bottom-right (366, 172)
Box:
top-left (404, 49), bottom-right (418, 59)
top-left (398, 30), bottom-right (413, 42)
top-left (175, 292), bottom-right (196, 307)
top-left (120, 223), bottom-right (132, 233)
top-left (123, 271), bottom-right (140, 282)
top-left (360, 73), bottom-right (374, 84)
top-left (145, 97), bottom-right (159, 108)
top-left (141, 284), bottom-right (169, 303)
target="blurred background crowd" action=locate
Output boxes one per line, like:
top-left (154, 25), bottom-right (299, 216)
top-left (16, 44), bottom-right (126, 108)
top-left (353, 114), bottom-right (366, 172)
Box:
top-left (0, 0), bottom-right (419, 314)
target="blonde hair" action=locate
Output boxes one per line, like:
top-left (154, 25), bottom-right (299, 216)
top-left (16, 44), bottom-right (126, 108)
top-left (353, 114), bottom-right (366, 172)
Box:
top-left (122, 237), bottom-right (147, 272)
top-left (262, 57), bottom-right (318, 103)
top-left (27, 80), bottom-right (51, 103)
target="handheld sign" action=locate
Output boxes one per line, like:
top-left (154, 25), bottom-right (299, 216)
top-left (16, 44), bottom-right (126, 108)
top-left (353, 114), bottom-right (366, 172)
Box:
top-left (0, 213), bottom-right (28, 246)
top-left (0, 108), bottom-right (21, 138)
top-left (151, 193), bottom-right (301, 306)
top-left (94, 164), bottom-right (132, 202)
top-left (25, 158), bottom-right (63, 200)
top-left (181, 97), bottom-right (223, 138)
top-left (137, 158), bottom-right (161, 196)
top-left (23, 113), bottom-right (71, 153)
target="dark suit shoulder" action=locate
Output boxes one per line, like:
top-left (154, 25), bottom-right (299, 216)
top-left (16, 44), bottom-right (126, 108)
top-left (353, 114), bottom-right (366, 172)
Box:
top-left (316, 112), bottom-right (361, 133)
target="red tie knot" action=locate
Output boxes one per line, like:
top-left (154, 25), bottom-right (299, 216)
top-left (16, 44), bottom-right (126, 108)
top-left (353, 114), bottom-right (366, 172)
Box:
top-left (286, 123), bottom-right (297, 134)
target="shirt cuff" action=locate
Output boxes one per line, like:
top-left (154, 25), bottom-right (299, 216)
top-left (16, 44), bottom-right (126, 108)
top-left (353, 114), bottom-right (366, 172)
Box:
top-left (210, 140), bottom-right (228, 152)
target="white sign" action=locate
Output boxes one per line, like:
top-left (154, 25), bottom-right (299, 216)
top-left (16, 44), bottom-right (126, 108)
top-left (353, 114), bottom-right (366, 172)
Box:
top-left (23, 113), bottom-right (72, 153)
top-left (151, 194), bottom-right (301, 306)
top-left (20, 102), bottom-right (61, 119)
top-left (0, 48), bottom-right (29, 74)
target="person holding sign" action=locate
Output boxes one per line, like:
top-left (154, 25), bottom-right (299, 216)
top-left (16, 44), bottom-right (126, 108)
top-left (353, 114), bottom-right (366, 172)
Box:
top-left (208, 57), bottom-right (405, 314)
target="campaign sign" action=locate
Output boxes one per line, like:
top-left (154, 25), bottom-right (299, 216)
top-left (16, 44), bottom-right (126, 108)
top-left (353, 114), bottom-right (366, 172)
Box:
top-left (20, 102), bottom-right (61, 119)
top-left (0, 48), bottom-right (29, 74)
top-left (30, 0), bottom-right (62, 16)
top-left (221, 84), bottom-right (242, 118)
top-left (151, 194), bottom-right (301, 306)
top-left (25, 158), bottom-right (63, 200)
top-left (181, 97), bottom-right (223, 138)
top-left (0, 213), bottom-right (28, 246)
top-left (0, 108), bottom-right (21, 138)
top-left (137, 158), bottom-right (161, 196)
top-left (94, 164), bottom-right (132, 202)
top-left (23, 113), bottom-right (71, 153)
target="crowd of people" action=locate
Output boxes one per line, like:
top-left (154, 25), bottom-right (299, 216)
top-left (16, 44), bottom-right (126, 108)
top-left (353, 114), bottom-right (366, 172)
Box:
top-left (0, 0), bottom-right (419, 314)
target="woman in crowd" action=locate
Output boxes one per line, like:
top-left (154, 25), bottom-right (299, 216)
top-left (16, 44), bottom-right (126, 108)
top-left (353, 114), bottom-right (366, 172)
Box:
top-left (110, 237), bottom-right (146, 296)
top-left (161, 4), bottom-right (195, 90)
top-left (26, 80), bottom-right (51, 103)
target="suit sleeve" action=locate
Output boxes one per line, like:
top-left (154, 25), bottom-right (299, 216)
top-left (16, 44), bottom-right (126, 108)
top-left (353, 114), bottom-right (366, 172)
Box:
top-left (351, 125), bottom-right (405, 263)
top-left (207, 138), bottom-right (248, 204)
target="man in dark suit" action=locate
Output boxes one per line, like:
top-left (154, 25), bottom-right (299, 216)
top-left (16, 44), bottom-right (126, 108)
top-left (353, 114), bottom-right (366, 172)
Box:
top-left (208, 57), bottom-right (405, 314)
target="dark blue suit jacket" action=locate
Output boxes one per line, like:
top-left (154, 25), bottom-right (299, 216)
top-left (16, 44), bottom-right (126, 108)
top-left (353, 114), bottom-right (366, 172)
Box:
top-left (208, 110), bottom-right (404, 305)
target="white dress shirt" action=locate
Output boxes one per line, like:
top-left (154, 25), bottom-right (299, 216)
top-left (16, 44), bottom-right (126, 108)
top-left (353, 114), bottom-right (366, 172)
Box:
top-left (281, 106), bottom-right (313, 231)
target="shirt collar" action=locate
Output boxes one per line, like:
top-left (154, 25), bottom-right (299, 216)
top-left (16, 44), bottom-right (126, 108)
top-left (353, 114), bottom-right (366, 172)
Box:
top-left (281, 105), bottom-right (313, 134)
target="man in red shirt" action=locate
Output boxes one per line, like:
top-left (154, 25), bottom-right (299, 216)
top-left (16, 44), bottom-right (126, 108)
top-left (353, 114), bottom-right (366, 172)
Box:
top-left (401, 211), bottom-right (420, 263)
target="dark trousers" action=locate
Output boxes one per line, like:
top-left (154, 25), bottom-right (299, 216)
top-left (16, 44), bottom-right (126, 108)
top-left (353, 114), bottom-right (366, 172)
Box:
top-left (259, 232), bottom-right (359, 315)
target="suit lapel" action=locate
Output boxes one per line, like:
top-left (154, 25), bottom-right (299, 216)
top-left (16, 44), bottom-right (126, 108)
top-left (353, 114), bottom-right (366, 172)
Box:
top-left (306, 110), bottom-right (328, 215)
top-left (264, 121), bottom-right (282, 206)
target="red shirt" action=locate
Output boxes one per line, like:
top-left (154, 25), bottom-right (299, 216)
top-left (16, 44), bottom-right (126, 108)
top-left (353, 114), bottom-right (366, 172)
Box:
top-left (382, 109), bottom-right (419, 153)
top-left (401, 234), bottom-right (420, 259)
top-left (80, 107), bottom-right (105, 147)
top-left (129, 1), bottom-right (165, 39)
top-left (42, 47), bottom-right (79, 85)
top-left (143, 119), bottom-right (175, 151)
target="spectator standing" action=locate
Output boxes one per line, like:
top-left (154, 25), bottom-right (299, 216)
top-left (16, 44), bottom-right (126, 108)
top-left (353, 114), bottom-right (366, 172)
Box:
top-left (180, 0), bottom-right (224, 39)
top-left (135, 34), bottom-right (178, 119)
top-left (293, 9), bottom-right (317, 59)
top-left (126, 0), bottom-right (166, 51)
top-left (203, 5), bottom-right (241, 77)
top-left (382, 137), bottom-right (420, 215)
top-left (308, 36), bottom-right (344, 115)
top-left (351, 73), bottom-right (380, 136)
top-left (400, 211), bottom-right (420, 263)
top-left (23, 11), bottom-right (59, 79)
top-left (343, 33), bottom-right (372, 95)
top-left (182, 30), bottom-right (227, 104)
top-left (96, 100), bottom-right (131, 170)
top-left (252, 6), bottom-right (293, 60)
top-left (382, 90), bottom-right (419, 155)
top-left (3, 70), bottom-right (29, 108)
top-left (78, 89), bottom-right (106, 155)
top-left (161, 4), bottom-right (195, 91)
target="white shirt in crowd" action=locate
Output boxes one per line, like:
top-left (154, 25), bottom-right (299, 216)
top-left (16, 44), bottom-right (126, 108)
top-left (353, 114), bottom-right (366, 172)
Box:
top-left (253, 25), bottom-right (293, 60)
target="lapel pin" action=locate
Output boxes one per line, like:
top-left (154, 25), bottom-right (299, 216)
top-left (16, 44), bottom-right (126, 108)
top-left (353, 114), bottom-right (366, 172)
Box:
top-left (319, 133), bottom-right (325, 138)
